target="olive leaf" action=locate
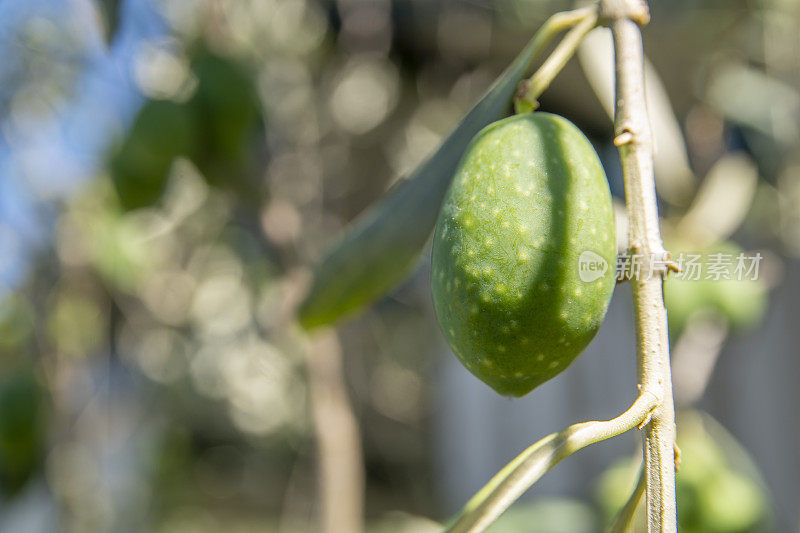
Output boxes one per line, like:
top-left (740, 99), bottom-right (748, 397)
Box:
top-left (298, 34), bottom-right (552, 330)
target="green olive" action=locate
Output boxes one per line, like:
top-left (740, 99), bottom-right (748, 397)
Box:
top-left (431, 112), bottom-right (616, 396)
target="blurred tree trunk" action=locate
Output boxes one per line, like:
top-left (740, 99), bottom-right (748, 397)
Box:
top-left (307, 329), bottom-right (364, 533)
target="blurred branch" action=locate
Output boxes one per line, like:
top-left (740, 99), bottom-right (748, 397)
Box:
top-left (671, 316), bottom-right (729, 406)
top-left (305, 329), bottom-right (364, 533)
top-left (514, 5), bottom-right (600, 113)
top-left (602, 0), bottom-right (678, 530)
top-left (673, 153), bottom-right (758, 247)
top-left (578, 29), bottom-right (696, 205)
top-left (705, 63), bottom-right (800, 146)
top-left (444, 392), bottom-right (658, 533)
top-left (608, 463), bottom-right (645, 533)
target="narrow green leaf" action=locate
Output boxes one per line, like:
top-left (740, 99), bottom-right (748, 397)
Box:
top-left (298, 25), bottom-right (566, 330)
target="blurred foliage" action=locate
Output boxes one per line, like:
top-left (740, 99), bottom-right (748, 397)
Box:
top-left (0, 367), bottom-right (45, 496)
top-left (97, 0), bottom-right (122, 44)
top-left (0, 295), bottom-right (36, 352)
top-left (187, 50), bottom-right (262, 192)
top-left (664, 241), bottom-right (768, 335)
top-left (110, 49), bottom-right (261, 210)
top-left (597, 411), bottom-right (771, 533)
top-left (486, 498), bottom-right (596, 533)
top-left (0, 0), bottom-right (797, 530)
top-left (111, 99), bottom-right (197, 210)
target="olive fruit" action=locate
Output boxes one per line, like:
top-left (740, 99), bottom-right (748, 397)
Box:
top-left (431, 112), bottom-right (616, 397)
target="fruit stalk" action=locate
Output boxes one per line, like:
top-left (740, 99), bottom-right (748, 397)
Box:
top-left (514, 6), bottom-right (600, 113)
top-left (602, 0), bottom-right (678, 531)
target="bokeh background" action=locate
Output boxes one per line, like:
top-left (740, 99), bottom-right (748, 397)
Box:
top-left (0, 0), bottom-right (798, 531)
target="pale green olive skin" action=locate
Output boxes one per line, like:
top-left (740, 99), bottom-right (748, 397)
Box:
top-left (431, 112), bottom-right (616, 397)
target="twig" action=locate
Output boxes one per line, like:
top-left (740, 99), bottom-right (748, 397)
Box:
top-left (537, 4), bottom-right (603, 41)
top-left (514, 3), bottom-right (604, 103)
top-left (601, 0), bottom-right (678, 531)
top-left (305, 329), bottom-right (364, 533)
top-left (608, 463), bottom-right (645, 533)
top-left (444, 392), bottom-right (659, 533)
top-left (515, 6), bottom-right (601, 113)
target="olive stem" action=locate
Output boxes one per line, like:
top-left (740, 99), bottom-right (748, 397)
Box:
top-left (608, 462), bottom-right (646, 532)
top-left (532, 4), bottom-right (602, 47)
top-left (514, 6), bottom-right (601, 113)
top-left (602, 0), bottom-right (678, 531)
top-left (444, 391), bottom-right (659, 533)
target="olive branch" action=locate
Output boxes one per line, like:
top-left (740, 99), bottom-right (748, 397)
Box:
top-left (442, 1), bottom-right (678, 531)
top-left (444, 391), bottom-right (659, 532)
